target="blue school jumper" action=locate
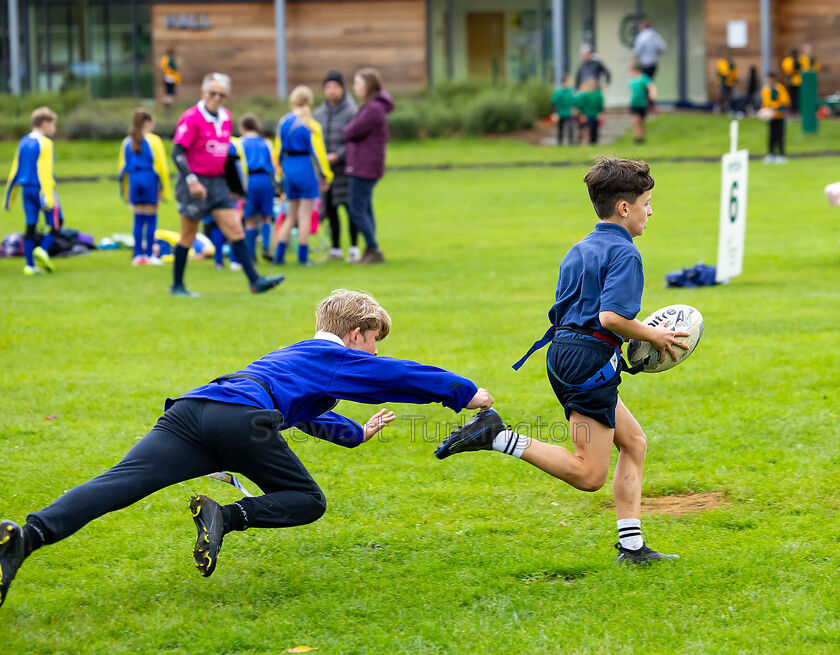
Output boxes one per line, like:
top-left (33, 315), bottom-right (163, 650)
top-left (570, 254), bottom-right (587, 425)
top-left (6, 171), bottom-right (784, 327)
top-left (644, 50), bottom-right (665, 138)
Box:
top-left (27, 332), bottom-right (479, 543)
top-left (178, 332), bottom-right (478, 446)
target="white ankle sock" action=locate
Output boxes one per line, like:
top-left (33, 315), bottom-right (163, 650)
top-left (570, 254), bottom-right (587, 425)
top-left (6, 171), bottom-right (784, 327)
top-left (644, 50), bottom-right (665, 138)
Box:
top-left (491, 429), bottom-right (530, 458)
top-left (617, 518), bottom-right (643, 550)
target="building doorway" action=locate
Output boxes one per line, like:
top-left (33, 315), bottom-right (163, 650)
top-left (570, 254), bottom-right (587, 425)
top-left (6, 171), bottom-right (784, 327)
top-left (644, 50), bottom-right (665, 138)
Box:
top-left (467, 12), bottom-right (505, 82)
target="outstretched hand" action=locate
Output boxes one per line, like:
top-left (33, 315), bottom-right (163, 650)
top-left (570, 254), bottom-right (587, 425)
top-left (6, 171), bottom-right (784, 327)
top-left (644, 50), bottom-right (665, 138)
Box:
top-left (466, 388), bottom-right (494, 410)
top-left (648, 320), bottom-right (691, 362)
top-left (362, 408), bottom-right (396, 442)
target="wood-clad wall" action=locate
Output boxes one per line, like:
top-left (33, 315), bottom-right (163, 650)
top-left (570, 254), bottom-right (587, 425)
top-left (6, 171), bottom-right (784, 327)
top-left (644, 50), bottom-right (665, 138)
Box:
top-left (287, 1), bottom-right (427, 92)
top-left (152, 4), bottom-right (277, 101)
top-left (152, 1), bottom-right (426, 102)
top-left (705, 0), bottom-right (840, 100)
top-left (776, 1), bottom-right (840, 95)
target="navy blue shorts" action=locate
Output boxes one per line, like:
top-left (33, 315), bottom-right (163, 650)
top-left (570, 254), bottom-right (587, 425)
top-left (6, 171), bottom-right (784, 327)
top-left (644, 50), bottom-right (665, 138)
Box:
top-left (546, 332), bottom-right (622, 428)
top-left (128, 171), bottom-right (160, 205)
top-left (244, 172), bottom-right (275, 218)
top-left (282, 156), bottom-right (319, 201)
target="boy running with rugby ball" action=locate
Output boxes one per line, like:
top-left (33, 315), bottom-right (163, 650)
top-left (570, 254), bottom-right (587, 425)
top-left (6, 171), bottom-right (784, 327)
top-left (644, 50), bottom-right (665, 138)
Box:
top-left (437, 157), bottom-right (689, 564)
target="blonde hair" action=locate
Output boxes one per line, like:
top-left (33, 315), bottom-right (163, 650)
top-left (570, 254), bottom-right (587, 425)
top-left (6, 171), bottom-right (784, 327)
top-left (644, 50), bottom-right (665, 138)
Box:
top-left (290, 85), bottom-right (314, 124)
top-left (315, 289), bottom-right (391, 341)
top-left (31, 106), bottom-right (57, 128)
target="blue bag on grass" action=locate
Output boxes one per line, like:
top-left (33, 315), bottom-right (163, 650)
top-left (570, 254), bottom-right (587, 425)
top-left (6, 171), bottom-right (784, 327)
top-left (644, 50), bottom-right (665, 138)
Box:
top-left (665, 263), bottom-right (719, 288)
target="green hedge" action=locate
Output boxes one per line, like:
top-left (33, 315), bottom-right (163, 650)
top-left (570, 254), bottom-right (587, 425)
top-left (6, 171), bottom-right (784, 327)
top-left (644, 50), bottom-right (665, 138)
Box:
top-left (464, 92), bottom-right (535, 135)
top-left (388, 109), bottom-right (421, 141)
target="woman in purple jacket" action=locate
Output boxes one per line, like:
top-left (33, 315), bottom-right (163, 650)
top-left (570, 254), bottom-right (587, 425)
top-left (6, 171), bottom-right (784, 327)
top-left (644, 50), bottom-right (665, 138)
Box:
top-left (343, 68), bottom-right (393, 264)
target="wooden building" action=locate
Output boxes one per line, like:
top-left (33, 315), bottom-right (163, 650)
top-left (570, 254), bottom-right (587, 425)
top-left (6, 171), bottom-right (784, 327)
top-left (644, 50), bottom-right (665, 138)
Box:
top-left (3, 0), bottom-right (839, 107)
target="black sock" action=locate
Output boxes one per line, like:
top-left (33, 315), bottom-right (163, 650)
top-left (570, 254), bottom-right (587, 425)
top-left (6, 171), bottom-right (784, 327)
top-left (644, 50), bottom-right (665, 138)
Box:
top-left (230, 240), bottom-right (259, 284)
top-left (221, 503), bottom-right (248, 533)
top-left (173, 244), bottom-right (189, 287)
top-left (22, 524), bottom-right (46, 558)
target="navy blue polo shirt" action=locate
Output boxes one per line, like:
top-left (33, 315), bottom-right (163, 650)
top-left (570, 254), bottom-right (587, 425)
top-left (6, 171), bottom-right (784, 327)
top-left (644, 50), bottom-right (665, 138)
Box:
top-left (548, 222), bottom-right (644, 343)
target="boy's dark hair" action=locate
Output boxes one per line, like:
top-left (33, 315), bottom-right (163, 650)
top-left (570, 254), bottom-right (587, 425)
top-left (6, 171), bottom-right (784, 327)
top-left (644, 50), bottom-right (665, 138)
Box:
top-left (239, 113), bottom-right (262, 134)
top-left (583, 157), bottom-right (655, 219)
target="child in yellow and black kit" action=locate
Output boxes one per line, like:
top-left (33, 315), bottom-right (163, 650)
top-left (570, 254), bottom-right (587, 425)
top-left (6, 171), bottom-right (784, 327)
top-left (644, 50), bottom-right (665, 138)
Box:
top-left (716, 52), bottom-right (738, 114)
top-left (761, 72), bottom-right (790, 164)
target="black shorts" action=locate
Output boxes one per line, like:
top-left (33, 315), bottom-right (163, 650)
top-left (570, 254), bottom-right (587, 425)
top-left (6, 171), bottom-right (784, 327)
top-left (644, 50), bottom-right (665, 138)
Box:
top-left (630, 106), bottom-right (648, 118)
top-left (164, 81), bottom-right (176, 96)
top-left (546, 332), bottom-right (622, 428)
top-left (175, 174), bottom-right (235, 221)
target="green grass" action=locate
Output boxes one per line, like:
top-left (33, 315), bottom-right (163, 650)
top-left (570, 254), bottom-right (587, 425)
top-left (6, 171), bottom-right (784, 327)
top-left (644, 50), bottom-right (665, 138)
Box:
top-left (1, 146), bottom-right (840, 653)
top-left (1, 112), bottom-right (839, 179)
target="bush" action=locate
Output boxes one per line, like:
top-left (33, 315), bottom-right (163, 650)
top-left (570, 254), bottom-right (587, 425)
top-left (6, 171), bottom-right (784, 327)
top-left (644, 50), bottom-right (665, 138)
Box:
top-left (430, 80), bottom-right (485, 107)
top-left (0, 116), bottom-right (34, 140)
top-left (388, 109), bottom-right (421, 141)
top-left (464, 92), bottom-right (534, 135)
top-left (62, 114), bottom-right (130, 140)
top-left (18, 88), bottom-right (90, 115)
top-left (421, 105), bottom-right (463, 138)
top-left (517, 80), bottom-right (554, 119)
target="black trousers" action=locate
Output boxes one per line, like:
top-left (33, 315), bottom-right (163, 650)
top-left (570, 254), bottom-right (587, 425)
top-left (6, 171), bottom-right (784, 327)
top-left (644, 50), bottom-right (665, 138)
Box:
top-left (769, 118), bottom-right (786, 156)
top-left (789, 85), bottom-right (800, 115)
top-left (557, 117), bottom-right (575, 145)
top-left (586, 116), bottom-right (599, 145)
top-left (27, 399), bottom-right (326, 544)
top-left (324, 187), bottom-right (358, 249)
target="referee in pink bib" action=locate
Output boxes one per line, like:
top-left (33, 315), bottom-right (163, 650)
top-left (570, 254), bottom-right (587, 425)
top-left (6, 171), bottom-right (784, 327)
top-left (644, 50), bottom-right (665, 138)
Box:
top-left (170, 73), bottom-right (284, 296)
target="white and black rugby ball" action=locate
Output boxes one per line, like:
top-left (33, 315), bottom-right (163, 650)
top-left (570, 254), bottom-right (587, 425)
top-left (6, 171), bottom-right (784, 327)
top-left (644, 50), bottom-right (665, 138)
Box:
top-left (627, 304), bottom-right (704, 373)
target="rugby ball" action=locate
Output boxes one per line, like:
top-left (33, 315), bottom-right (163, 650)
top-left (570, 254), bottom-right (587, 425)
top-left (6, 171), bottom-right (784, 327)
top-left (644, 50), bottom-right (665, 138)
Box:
top-left (756, 107), bottom-right (775, 121)
top-left (626, 304), bottom-right (704, 373)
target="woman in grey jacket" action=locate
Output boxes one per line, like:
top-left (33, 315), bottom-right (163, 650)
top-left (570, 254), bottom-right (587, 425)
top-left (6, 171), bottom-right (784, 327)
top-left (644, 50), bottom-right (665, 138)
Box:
top-left (313, 71), bottom-right (360, 262)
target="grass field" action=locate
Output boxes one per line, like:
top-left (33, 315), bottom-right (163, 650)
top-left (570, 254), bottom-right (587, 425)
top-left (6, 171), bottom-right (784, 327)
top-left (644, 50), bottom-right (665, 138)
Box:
top-left (1, 112), bottom-right (840, 179)
top-left (1, 134), bottom-right (840, 653)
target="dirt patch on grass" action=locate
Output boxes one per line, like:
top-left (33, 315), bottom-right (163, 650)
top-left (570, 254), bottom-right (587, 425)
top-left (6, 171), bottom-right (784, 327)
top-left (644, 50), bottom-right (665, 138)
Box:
top-left (641, 492), bottom-right (727, 516)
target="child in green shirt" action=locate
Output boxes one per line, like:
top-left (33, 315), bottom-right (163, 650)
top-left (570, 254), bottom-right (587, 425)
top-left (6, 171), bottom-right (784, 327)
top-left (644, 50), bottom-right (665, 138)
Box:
top-left (573, 79), bottom-right (604, 145)
top-left (551, 73), bottom-right (575, 145)
top-left (628, 63), bottom-right (656, 144)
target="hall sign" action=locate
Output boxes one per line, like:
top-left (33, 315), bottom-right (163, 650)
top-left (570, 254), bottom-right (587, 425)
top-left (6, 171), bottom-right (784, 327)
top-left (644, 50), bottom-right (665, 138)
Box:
top-left (164, 13), bottom-right (212, 30)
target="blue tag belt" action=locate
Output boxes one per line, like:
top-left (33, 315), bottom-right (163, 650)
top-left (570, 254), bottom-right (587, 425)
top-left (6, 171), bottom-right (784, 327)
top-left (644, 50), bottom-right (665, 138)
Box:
top-left (512, 325), bottom-right (628, 391)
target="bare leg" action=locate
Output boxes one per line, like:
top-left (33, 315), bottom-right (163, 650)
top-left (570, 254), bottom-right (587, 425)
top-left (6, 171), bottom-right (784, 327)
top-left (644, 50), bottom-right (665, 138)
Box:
top-left (612, 396), bottom-right (647, 520)
top-left (177, 215), bottom-right (200, 248)
top-left (520, 411), bottom-right (614, 492)
top-left (277, 200), bottom-right (298, 246)
top-left (632, 114), bottom-right (643, 141)
top-left (213, 208), bottom-right (245, 242)
top-left (297, 199), bottom-right (314, 246)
